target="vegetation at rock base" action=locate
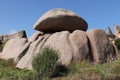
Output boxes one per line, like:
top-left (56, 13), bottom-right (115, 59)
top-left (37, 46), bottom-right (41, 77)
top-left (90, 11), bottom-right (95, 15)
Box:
top-left (114, 38), bottom-right (120, 49)
top-left (0, 58), bottom-right (35, 80)
top-left (54, 59), bottom-right (120, 80)
top-left (32, 46), bottom-right (59, 79)
top-left (0, 47), bottom-right (120, 80)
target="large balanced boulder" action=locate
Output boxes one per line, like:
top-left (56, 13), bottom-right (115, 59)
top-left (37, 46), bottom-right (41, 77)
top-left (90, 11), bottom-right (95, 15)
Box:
top-left (16, 30), bottom-right (90, 69)
top-left (34, 8), bottom-right (88, 33)
top-left (0, 38), bottom-right (27, 59)
top-left (87, 29), bottom-right (117, 64)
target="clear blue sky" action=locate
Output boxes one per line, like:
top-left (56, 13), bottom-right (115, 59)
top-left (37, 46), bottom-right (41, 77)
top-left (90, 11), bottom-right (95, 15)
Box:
top-left (0, 0), bottom-right (120, 37)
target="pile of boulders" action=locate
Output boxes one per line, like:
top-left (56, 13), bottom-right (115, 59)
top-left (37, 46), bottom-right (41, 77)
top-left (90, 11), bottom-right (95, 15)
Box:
top-left (0, 8), bottom-right (118, 70)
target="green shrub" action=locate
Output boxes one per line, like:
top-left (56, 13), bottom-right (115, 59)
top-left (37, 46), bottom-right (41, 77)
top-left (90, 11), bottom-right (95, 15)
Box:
top-left (114, 38), bottom-right (120, 50)
top-left (0, 58), bottom-right (35, 80)
top-left (0, 58), bottom-right (14, 68)
top-left (32, 46), bottom-right (59, 78)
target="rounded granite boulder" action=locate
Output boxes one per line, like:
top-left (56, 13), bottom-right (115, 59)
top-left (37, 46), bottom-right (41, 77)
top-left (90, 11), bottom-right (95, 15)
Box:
top-left (34, 8), bottom-right (88, 33)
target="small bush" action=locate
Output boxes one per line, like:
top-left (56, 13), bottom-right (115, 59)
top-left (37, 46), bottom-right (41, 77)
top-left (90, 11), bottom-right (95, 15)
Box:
top-left (32, 46), bottom-right (59, 78)
top-left (0, 58), bottom-right (14, 68)
top-left (114, 38), bottom-right (120, 50)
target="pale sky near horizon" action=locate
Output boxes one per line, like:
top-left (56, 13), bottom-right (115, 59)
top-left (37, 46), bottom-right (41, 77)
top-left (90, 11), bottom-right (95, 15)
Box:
top-left (0, 0), bottom-right (120, 37)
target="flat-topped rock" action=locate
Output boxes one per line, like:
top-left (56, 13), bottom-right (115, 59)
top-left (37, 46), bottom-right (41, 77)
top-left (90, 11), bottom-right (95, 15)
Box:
top-left (34, 8), bottom-right (88, 33)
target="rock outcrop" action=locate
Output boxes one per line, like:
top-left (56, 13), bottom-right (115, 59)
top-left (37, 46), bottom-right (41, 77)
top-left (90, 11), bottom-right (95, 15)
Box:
top-left (44, 30), bottom-right (90, 64)
top-left (87, 29), bottom-right (118, 64)
top-left (16, 30), bottom-right (90, 69)
top-left (69, 30), bottom-right (90, 61)
top-left (0, 30), bottom-right (27, 41)
top-left (14, 31), bottom-right (43, 63)
top-left (34, 8), bottom-right (88, 33)
top-left (16, 34), bottom-right (51, 69)
top-left (0, 37), bottom-right (27, 59)
top-left (0, 8), bottom-right (118, 70)
top-left (15, 29), bottom-right (117, 69)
